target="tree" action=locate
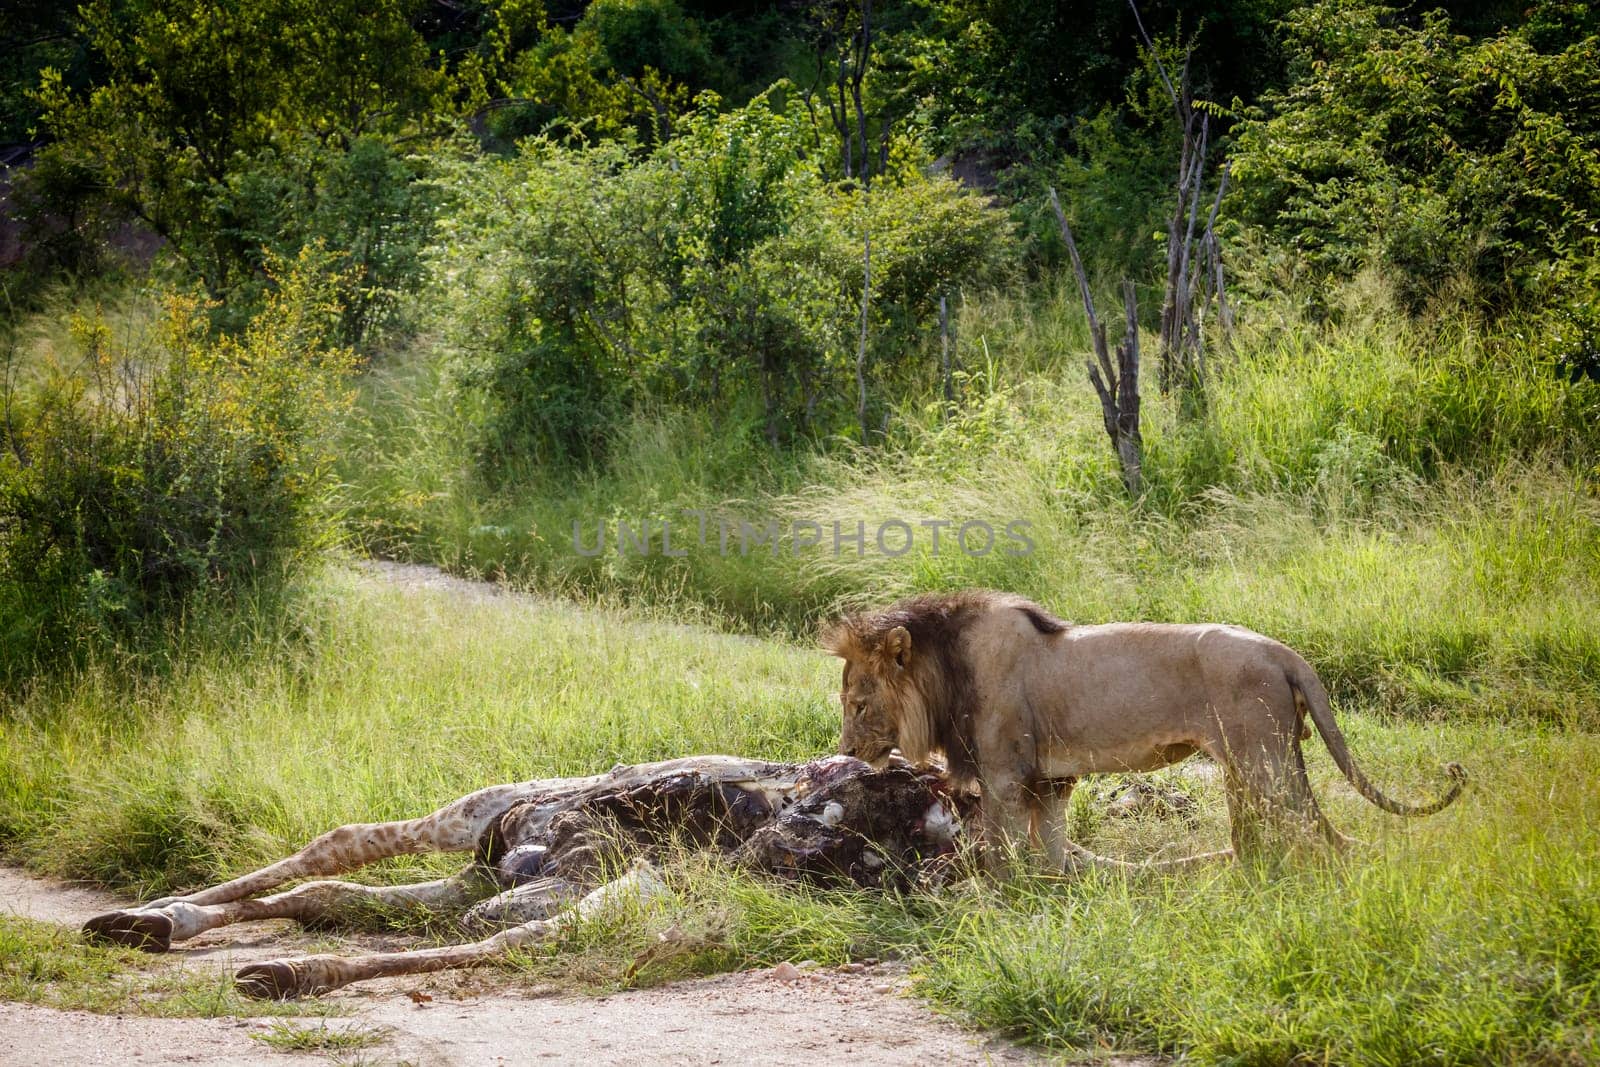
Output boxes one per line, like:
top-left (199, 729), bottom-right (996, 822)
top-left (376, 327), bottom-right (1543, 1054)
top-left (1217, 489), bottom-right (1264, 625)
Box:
top-left (1051, 187), bottom-right (1143, 494)
top-left (1125, 17), bottom-right (1230, 403)
top-left (496, 0), bottom-right (712, 147)
top-left (894, 0), bottom-right (1296, 164)
top-left (0, 1), bottom-right (93, 144)
top-left (31, 0), bottom-right (460, 327)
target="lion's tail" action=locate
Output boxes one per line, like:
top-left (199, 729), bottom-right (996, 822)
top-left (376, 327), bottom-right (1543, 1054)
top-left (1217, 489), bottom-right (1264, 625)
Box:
top-left (1289, 663), bottom-right (1466, 817)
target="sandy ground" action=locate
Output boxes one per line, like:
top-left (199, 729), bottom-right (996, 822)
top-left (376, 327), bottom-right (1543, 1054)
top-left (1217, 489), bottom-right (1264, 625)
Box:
top-left (1, 861), bottom-right (1045, 1065)
top-left (0, 1002), bottom-right (330, 1067)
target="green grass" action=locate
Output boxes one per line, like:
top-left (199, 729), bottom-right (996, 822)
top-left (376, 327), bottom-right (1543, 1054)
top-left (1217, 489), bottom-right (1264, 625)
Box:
top-left (920, 723), bottom-right (1600, 1064)
top-left (2, 569), bottom-right (1596, 1062)
top-left (4, 274), bottom-right (1598, 1059)
top-left (250, 1020), bottom-right (388, 1053)
top-left (0, 568), bottom-right (838, 895)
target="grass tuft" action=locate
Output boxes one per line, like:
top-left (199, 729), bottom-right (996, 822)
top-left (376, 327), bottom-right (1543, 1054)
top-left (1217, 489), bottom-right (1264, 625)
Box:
top-left (251, 1021), bottom-right (388, 1054)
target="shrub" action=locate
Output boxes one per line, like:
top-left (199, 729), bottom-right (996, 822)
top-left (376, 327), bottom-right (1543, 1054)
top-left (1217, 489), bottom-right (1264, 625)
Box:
top-left (213, 135), bottom-right (436, 344)
top-left (429, 89), bottom-right (1016, 468)
top-left (495, 0), bottom-right (710, 146)
top-left (3, 150), bottom-right (124, 281)
top-left (0, 249), bottom-right (357, 679)
top-left (1230, 0), bottom-right (1600, 313)
top-left (29, 0), bottom-right (453, 338)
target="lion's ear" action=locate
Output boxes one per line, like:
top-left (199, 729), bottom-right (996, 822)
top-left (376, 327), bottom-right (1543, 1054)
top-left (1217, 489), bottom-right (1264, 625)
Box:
top-left (884, 625), bottom-right (912, 669)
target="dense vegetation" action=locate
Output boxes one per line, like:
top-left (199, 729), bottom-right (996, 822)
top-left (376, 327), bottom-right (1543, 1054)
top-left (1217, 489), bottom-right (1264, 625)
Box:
top-left (1, 0), bottom-right (1597, 1061)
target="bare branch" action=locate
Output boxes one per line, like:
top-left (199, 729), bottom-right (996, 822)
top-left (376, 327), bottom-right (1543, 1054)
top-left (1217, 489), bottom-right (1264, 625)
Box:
top-left (1051, 186), bottom-right (1142, 495)
top-left (1048, 187), bottom-right (1101, 344)
top-left (1204, 159), bottom-right (1231, 236)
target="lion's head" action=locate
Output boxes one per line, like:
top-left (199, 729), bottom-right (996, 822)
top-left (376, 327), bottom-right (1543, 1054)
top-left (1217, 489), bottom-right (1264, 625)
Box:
top-left (822, 619), bottom-right (925, 767)
top-left (821, 592), bottom-right (998, 777)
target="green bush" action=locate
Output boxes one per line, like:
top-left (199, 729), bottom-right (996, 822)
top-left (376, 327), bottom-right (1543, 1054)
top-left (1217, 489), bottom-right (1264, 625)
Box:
top-left (0, 250), bottom-right (357, 679)
top-left (1031, 42), bottom-right (1201, 284)
top-left (29, 0), bottom-right (455, 337)
top-left (213, 135), bottom-right (437, 344)
top-left (1231, 0), bottom-right (1600, 312)
top-left (2, 150), bottom-right (124, 282)
top-left (429, 89), bottom-right (1016, 468)
top-left (495, 0), bottom-right (713, 146)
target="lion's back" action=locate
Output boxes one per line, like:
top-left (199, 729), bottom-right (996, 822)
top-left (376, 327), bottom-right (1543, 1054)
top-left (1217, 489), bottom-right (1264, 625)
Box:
top-left (966, 612), bottom-right (1300, 760)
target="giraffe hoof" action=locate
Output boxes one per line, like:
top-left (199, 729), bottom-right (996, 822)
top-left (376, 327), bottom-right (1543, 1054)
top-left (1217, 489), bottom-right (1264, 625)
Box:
top-left (235, 961), bottom-right (301, 1000)
top-left (83, 910), bottom-right (173, 953)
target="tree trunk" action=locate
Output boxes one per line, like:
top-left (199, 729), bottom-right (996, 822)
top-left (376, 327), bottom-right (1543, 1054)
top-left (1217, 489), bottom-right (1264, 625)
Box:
top-left (939, 294), bottom-right (954, 417)
top-left (1127, 2), bottom-right (1231, 406)
top-left (853, 0), bottom-right (872, 186)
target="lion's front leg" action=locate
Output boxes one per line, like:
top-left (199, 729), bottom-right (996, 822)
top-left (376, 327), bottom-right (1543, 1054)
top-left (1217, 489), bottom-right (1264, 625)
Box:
top-left (1029, 777), bottom-right (1077, 872)
top-left (972, 772), bottom-right (1039, 877)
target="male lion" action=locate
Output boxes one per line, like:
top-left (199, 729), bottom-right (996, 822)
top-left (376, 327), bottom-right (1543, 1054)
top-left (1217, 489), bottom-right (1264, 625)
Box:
top-left (823, 590), bottom-right (1466, 870)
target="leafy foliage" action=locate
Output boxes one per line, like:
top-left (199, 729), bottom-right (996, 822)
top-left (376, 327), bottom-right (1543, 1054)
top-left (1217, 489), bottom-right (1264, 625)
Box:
top-left (28, 0), bottom-right (462, 334)
top-left (493, 0), bottom-right (713, 146)
top-left (0, 249), bottom-right (357, 676)
top-left (430, 89), bottom-right (1016, 466)
top-left (889, 0), bottom-right (1292, 163)
top-left (207, 135), bottom-right (437, 342)
top-left (1040, 42), bottom-right (1207, 285)
top-left (1231, 0), bottom-right (1600, 311)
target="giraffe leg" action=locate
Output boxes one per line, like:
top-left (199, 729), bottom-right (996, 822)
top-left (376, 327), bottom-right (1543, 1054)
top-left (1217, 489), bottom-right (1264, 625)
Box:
top-left (85, 867), bottom-right (490, 952)
top-left (132, 757), bottom-right (793, 913)
top-left (236, 862), bottom-right (666, 999)
top-left (84, 781), bottom-right (541, 951)
top-left (1043, 776), bottom-right (1231, 876)
top-left (145, 781), bottom-right (540, 910)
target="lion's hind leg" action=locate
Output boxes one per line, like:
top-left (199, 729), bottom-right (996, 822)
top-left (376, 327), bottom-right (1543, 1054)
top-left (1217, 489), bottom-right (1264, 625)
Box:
top-left (1218, 763), bottom-right (1271, 862)
top-left (1289, 737), bottom-right (1361, 852)
top-left (1212, 727), bottom-right (1348, 860)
